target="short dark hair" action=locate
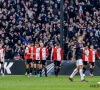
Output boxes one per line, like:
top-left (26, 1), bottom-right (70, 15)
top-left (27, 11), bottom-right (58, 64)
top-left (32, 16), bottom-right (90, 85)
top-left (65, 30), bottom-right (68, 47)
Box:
top-left (29, 42), bottom-right (34, 45)
top-left (35, 42), bottom-right (39, 45)
top-left (56, 42), bottom-right (60, 46)
top-left (77, 35), bottom-right (82, 39)
top-left (28, 42), bottom-right (32, 45)
top-left (83, 44), bottom-right (87, 47)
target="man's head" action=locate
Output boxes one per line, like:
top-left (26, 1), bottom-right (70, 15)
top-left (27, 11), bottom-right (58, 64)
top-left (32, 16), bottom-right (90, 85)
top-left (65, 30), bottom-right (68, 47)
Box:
top-left (35, 42), bottom-right (39, 48)
top-left (28, 42), bottom-right (31, 47)
top-left (56, 43), bottom-right (60, 48)
top-left (40, 42), bottom-right (44, 48)
top-left (29, 42), bottom-right (34, 47)
top-left (90, 45), bottom-right (94, 50)
top-left (84, 44), bottom-right (88, 50)
top-left (78, 35), bottom-right (83, 42)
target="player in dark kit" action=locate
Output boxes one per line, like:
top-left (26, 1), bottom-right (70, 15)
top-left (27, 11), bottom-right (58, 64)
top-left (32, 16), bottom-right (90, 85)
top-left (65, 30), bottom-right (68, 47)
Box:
top-left (69, 36), bottom-right (88, 82)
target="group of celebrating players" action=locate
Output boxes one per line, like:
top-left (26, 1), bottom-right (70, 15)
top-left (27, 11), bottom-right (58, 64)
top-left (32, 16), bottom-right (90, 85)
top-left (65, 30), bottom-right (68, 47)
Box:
top-left (0, 35), bottom-right (100, 82)
top-left (25, 42), bottom-right (49, 77)
top-left (24, 42), bottom-right (63, 77)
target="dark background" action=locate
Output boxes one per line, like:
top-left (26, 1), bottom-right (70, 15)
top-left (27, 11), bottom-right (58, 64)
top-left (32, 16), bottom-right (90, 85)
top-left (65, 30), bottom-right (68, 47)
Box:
top-left (2, 60), bottom-right (100, 76)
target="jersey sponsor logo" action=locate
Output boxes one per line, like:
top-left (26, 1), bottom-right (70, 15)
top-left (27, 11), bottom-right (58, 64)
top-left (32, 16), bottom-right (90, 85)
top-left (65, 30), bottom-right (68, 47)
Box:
top-left (0, 62), bottom-right (14, 74)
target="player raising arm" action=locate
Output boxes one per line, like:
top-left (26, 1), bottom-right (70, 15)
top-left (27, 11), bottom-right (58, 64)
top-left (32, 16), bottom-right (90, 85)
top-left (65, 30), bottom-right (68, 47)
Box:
top-left (88, 45), bottom-right (100, 77)
top-left (51, 43), bottom-right (63, 77)
top-left (69, 36), bottom-right (88, 82)
top-left (0, 43), bottom-right (5, 77)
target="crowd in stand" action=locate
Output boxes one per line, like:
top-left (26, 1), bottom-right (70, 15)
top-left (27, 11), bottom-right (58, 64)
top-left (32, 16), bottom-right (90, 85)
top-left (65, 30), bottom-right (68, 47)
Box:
top-left (0, 0), bottom-right (100, 60)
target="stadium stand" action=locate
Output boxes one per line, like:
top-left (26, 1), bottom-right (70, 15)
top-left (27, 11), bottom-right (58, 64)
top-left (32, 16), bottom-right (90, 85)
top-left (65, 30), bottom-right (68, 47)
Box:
top-left (0, 0), bottom-right (100, 60)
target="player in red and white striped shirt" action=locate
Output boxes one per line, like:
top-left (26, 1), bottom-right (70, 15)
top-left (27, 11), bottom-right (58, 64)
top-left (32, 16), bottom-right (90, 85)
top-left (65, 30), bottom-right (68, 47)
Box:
top-left (82, 45), bottom-right (89, 76)
top-left (88, 45), bottom-right (100, 77)
top-left (33, 42), bottom-right (41, 77)
top-left (40, 42), bottom-right (49, 77)
top-left (25, 42), bottom-right (32, 77)
top-left (0, 43), bottom-right (5, 77)
top-left (29, 42), bottom-right (35, 76)
top-left (51, 43), bottom-right (63, 77)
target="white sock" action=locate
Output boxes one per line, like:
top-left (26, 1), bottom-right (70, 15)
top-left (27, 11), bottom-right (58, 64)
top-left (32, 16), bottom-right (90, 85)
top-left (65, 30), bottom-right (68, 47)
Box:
top-left (70, 69), bottom-right (78, 78)
top-left (79, 69), bottom-right (84, 80)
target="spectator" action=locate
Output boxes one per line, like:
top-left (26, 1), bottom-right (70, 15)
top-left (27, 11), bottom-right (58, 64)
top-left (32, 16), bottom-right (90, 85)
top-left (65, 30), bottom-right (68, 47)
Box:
top-left (13, 45), bottom-right (22, 60)
top-left (67, 46), bottom-right (73, 61)
top-left (0, 0), bottom-right (99, 60)
top-left (5, 45), bottom-right (12, 60)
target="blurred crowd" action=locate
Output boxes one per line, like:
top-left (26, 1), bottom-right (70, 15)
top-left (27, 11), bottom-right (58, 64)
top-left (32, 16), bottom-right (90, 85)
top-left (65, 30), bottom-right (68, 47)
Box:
top-left (0, 0), bottom-right (100, 60)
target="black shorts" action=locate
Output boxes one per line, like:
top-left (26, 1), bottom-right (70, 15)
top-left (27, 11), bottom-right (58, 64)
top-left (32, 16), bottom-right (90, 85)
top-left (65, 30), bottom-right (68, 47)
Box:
top-left (41, 60), bottom-right (47, 65)
top-left (0, 62), bottom-right (4, 64)
top-left (89, 62), bottom-right (95, 66)
top-left (34, 60), bottom-right (41, 64)
top-left (26, 59), bottom-right (32, 64)
top-left (54, 61), bottom-right (61, 67)
top-left (83, 61), bottom-right (87, 65)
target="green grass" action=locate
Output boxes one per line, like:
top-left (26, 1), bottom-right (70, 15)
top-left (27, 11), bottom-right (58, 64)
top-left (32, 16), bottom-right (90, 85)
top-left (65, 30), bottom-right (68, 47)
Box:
top-left (0, 75), bottom-right (100, 90)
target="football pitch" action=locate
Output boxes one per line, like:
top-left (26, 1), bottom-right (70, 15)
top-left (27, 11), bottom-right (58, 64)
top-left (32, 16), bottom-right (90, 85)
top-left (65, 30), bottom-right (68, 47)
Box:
top-left (0, 75), bottom-right (100, 90)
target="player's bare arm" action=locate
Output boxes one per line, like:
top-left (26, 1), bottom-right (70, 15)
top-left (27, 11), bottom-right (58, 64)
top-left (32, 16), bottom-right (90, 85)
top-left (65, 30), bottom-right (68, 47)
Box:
top-left (72, 48), bottom-right (76, 62)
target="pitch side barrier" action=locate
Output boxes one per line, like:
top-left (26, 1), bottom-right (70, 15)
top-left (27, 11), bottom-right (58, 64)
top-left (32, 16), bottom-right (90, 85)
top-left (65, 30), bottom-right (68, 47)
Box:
top-left (0, 60), bottom-right (100, 75)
